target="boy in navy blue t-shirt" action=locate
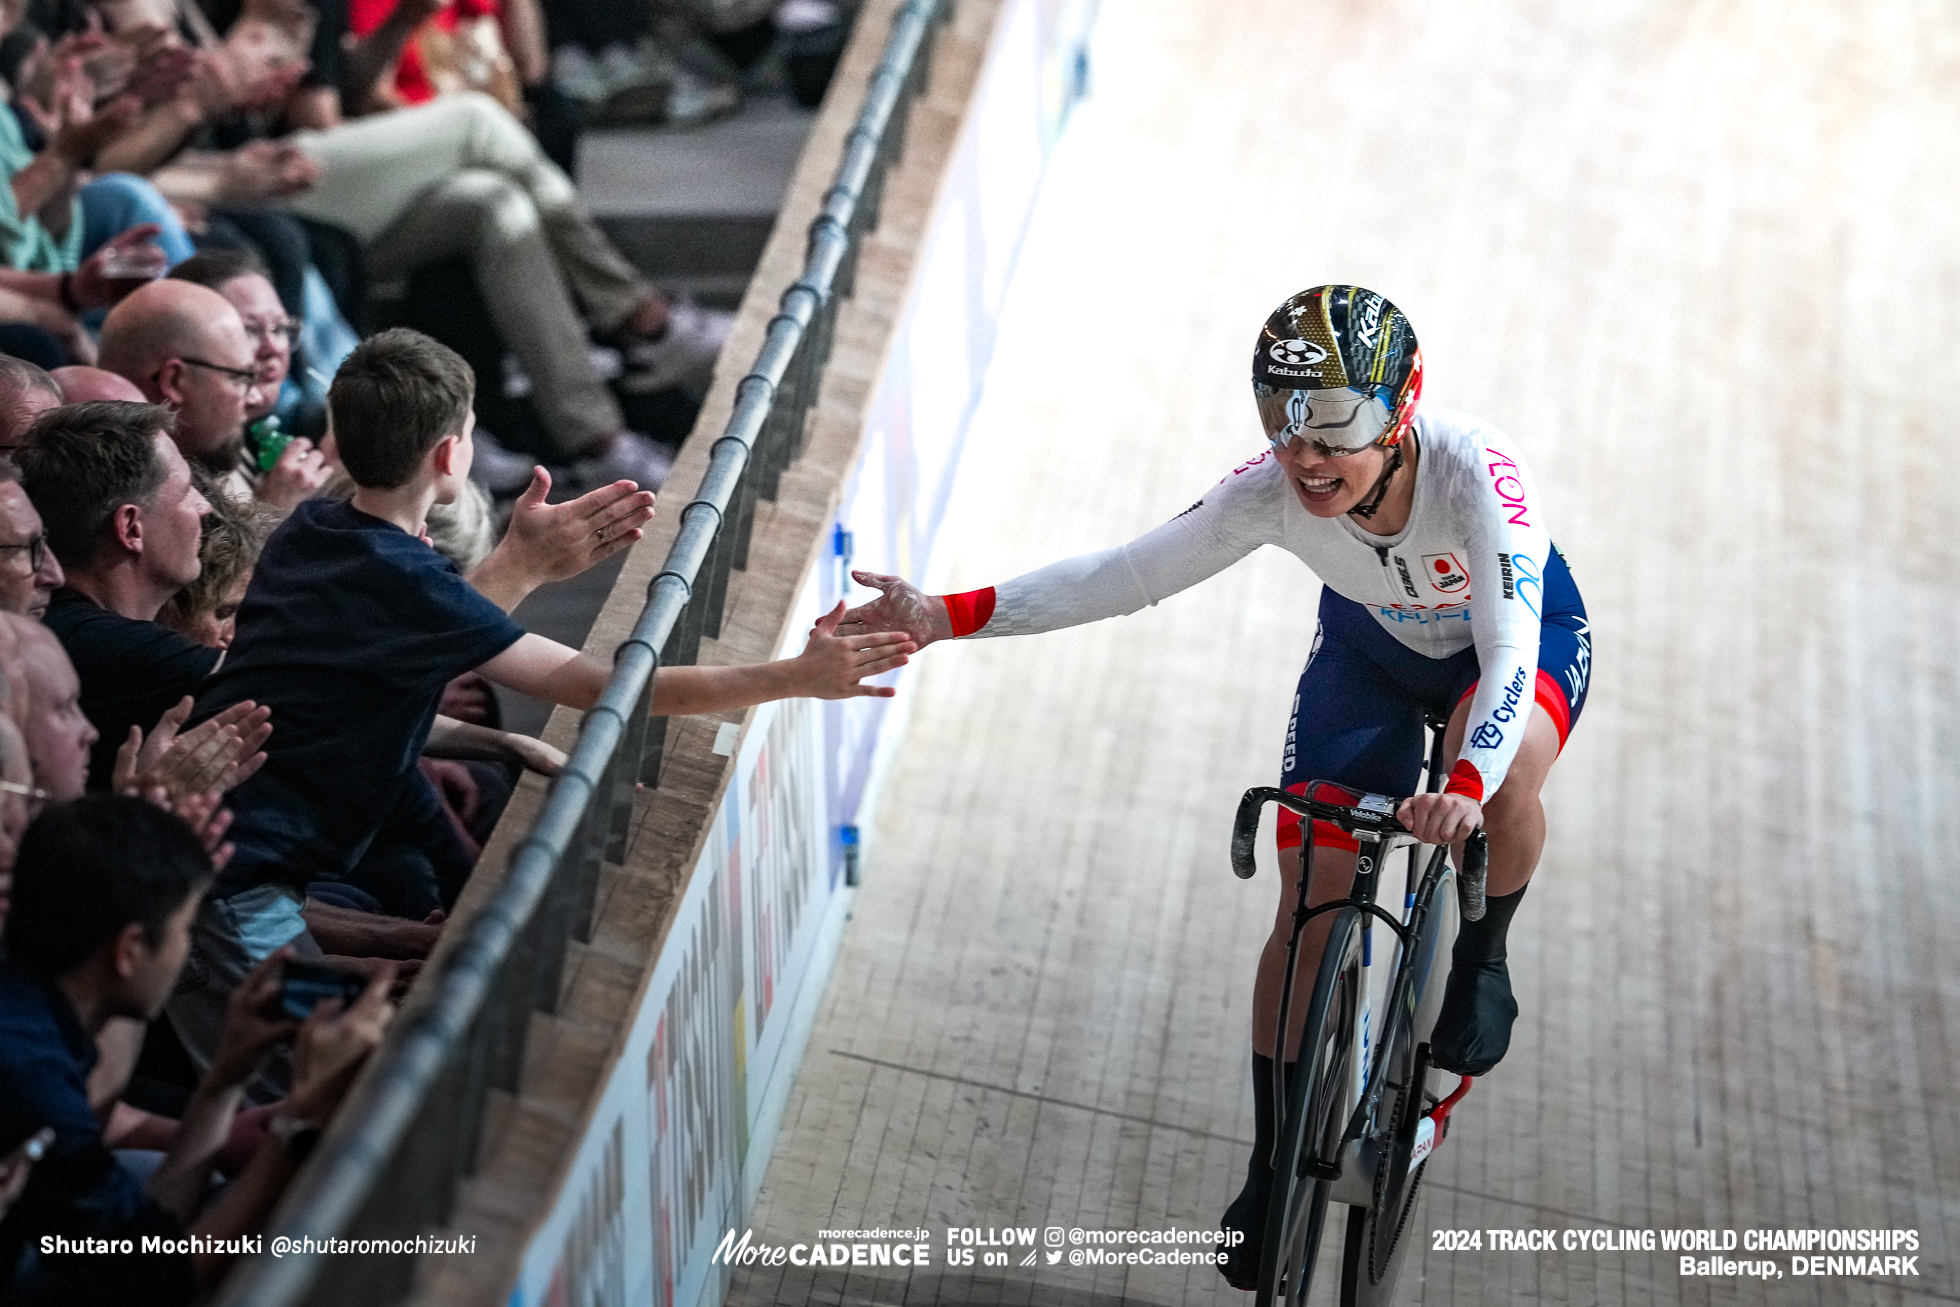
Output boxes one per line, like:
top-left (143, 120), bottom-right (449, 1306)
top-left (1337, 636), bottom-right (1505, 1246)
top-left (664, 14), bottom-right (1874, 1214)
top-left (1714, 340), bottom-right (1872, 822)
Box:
top-left (175, 329), bottom-right (913, 1088)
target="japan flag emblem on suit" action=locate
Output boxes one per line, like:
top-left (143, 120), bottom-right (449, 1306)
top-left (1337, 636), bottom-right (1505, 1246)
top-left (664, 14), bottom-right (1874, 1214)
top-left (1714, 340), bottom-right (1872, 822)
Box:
top-left (1423, 553), bottom-right (1469, 595)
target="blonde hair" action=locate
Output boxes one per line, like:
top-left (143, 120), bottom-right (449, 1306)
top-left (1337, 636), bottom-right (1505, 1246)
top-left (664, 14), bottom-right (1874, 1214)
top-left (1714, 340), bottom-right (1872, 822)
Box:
top-left (159, 493), bottom-right (279, 637)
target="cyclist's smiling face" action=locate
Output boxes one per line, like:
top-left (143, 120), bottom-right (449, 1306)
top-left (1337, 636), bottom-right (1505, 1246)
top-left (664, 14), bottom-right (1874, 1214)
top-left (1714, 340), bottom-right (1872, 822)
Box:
top-left (1269, 430), bottom-right (1394, 518)
top-left (1257, 386), bottom-right (1398, 517)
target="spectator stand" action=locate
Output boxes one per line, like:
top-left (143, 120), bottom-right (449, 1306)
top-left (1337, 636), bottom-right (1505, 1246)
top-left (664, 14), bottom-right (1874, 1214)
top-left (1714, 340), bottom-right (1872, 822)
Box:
top-left (206, 0), bottom-right (1096, 1303)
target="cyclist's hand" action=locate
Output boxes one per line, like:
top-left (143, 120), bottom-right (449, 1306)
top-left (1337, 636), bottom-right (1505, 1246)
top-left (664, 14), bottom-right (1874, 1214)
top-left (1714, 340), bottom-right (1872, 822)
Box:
top-left (1397, 792), bottom-right (1482, 845)
top-left (841, 571), bottom-right (953, 648)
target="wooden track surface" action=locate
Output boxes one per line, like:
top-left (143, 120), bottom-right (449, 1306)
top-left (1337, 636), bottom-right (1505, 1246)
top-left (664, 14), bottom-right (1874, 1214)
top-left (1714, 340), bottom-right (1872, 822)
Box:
top-left (728, 1), bottom-right (1960, 1303)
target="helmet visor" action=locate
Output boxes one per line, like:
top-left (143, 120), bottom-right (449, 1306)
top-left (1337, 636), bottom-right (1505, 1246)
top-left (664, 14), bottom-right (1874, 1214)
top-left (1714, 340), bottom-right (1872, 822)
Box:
top-left (1255, 384), bottom-right (1392, 456)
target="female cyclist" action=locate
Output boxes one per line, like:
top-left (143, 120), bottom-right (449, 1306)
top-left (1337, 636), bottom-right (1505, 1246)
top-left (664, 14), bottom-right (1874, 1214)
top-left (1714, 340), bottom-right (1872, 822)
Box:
top-left (839, 285), bottom-right (1592, 1288)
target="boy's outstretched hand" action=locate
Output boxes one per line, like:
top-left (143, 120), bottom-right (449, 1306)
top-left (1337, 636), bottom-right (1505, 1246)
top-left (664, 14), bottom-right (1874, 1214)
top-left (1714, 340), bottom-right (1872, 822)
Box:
top-left (790, 602), bottom-right (915, 699)
top-left (469, 469), bottom-right (658, 612)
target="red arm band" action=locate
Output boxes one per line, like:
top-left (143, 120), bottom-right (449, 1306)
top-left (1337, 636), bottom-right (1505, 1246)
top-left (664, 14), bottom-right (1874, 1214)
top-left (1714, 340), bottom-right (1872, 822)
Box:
top-left (941, 587), bottom-right (996, 638)
top-left (1444, 758), bottom-right (1485, 802)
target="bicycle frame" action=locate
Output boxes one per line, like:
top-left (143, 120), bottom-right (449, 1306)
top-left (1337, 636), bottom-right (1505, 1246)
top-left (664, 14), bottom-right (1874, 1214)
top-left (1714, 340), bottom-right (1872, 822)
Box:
top-left (1231, 719), bottom-right (1480, 1184)
top-left (1235, 720), bottom-right (1490, 1305)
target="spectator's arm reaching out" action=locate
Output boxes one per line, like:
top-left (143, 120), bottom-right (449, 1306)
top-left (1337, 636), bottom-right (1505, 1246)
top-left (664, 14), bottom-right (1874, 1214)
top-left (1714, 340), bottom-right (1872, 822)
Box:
top-left (480, 604), bottom-right (914, 717)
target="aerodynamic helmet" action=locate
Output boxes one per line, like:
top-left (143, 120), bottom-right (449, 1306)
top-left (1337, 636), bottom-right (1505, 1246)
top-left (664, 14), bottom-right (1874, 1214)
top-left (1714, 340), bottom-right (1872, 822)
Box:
top-left (1251, 285), bottom-right (1423, 454)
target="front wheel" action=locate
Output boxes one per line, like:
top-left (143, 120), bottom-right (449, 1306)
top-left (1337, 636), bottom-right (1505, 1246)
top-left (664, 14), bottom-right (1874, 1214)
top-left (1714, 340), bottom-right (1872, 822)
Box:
top-left (1259, 908), bottom-right (1364, 1306)
top-left (1339, 863), bottom-right (1459, 1305)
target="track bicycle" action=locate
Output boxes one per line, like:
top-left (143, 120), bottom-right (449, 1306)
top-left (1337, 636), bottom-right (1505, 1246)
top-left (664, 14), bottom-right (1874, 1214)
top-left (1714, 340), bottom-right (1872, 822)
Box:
top-left (1230, 716), bottom-right (1489, 1305)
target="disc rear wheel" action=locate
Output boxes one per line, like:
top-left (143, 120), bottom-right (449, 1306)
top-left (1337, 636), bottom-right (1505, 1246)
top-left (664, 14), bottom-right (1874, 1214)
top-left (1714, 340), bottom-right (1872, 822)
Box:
top-left (1339, 864), bottom-right (1458, 1306)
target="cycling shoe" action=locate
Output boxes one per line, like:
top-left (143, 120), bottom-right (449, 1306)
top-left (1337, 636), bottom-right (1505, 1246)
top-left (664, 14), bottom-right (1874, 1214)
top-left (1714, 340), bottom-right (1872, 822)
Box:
top-left (1428, 956), bottom-right (1518, 1076)
top-left (1216, 1163), bottom-right (1269, 1290)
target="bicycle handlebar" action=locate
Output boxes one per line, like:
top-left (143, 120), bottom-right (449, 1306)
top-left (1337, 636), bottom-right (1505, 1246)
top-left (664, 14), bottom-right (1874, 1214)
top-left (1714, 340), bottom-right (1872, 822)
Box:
top-left (1458, 828), bottom-right (1488, 921)
top-left (1230, 786), bottom-right (1402, 879)
top-left (1230, 785), bottom-right (1491, 920)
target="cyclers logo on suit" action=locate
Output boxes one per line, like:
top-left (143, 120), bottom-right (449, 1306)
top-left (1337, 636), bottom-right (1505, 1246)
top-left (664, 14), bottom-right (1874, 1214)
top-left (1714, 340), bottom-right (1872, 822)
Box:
top-left (1470, 666), bottom-right (1530, 751)
top-left (1491, 666), bottom-right (1528, 724)
top-left (1497, 552), bottom-right (1516, 600)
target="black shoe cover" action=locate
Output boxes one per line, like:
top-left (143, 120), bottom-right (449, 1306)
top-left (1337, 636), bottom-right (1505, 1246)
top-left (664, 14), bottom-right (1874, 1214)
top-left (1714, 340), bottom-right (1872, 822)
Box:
top-left (1428, 956), bottom-right (1518, 1076)
top-left (1217, 1163), bottom-right (1269, 1290)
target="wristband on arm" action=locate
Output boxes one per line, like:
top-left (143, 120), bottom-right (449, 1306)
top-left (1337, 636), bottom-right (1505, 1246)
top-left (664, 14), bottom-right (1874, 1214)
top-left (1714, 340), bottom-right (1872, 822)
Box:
top-left (941, 587), bottom-right (995, 638)
top-left (1443, 758), bottom-right (1484, 802)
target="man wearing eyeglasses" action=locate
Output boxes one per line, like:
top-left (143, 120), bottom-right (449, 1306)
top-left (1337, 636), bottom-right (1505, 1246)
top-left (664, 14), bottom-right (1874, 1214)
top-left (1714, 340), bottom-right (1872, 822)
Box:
top-left (167, 250), bottom-right (333, 511)
top-left (0, 466), bottom-right (63, 620)
top-left (95, 280), bottom-right (269, 494)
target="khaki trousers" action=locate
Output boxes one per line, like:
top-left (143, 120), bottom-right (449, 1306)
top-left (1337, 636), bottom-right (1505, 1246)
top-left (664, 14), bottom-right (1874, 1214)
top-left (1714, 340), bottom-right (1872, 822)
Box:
top-left (290, 94), bottom-right (648, 456)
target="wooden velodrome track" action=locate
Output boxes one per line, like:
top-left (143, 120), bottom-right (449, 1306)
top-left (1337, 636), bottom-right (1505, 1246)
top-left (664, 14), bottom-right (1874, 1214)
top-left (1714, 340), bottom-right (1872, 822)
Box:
top-left (728, 1), bottom-right (1958, 1303)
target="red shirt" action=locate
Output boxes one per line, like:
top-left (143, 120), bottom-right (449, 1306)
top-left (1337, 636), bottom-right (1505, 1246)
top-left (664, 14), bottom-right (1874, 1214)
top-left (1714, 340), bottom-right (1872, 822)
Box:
top-left (347, 0), bottom-right (503, 105)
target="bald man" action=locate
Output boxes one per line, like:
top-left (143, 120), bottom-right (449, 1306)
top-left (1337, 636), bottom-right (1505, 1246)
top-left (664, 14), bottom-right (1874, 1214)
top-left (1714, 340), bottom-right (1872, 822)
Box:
top-left (13, 618), bottom-right (95, 802)
top-left (0, 358), bottom-right (60, 451)
top-left (96, 281), bottom-right (267, 479)
top-left (49, 367), bottom-right (145, 405)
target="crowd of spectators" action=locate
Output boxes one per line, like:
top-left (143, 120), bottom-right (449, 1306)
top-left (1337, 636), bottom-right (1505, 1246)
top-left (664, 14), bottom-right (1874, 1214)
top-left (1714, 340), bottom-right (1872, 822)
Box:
top-left (0, 0), bottom-right (884, 1299)
top-left (0, 0), bottom-right (784, 493)
top-left (0, 327), bottom-right (912, 1301)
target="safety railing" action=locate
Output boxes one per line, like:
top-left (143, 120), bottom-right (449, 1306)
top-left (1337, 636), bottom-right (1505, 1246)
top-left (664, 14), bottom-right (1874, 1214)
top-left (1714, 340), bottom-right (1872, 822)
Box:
top-left (212, 4), bottom-right (947, 1303)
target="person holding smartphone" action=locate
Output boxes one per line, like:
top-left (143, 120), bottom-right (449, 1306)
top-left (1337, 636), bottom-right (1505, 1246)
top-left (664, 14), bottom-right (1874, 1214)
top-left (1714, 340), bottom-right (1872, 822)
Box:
top-left (0, 795), bottom-right (392, 1303)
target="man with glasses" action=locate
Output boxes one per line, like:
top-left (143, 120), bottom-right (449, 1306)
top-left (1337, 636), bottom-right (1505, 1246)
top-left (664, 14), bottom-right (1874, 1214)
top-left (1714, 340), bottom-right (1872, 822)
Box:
top-left (0, 465), bottom-right (63, 620)
top-left (94, 281), bottom-right (279, 501)
top-left (168, 250), bottom-right (332, 510)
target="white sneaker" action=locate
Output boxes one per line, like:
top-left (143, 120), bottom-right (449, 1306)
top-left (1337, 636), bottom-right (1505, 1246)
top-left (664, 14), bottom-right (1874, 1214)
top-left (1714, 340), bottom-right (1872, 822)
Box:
top-left (469, 429), bottom-right (541, 495)
top-left (551, 44), bottom-right (609, 105)
top-left (570, 431), bottom-right (675, 491)
top-left (621, 298), bottom-right (733, 397)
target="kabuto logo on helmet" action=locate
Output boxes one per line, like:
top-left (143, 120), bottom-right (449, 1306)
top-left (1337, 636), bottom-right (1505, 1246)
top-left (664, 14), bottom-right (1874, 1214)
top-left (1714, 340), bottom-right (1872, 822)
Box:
top-left (1268, 338), bottom-right (1327, 368)
top-left (1353, 292), bottom-right (1385, 346)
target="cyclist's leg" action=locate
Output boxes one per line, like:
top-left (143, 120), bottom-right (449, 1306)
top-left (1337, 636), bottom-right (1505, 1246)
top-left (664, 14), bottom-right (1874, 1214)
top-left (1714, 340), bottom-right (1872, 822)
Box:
top-left (1430, 548), bottom-right (1591, 1075)
top-left (1255, 607), bottom-right (1432, 1059)
top-left (1219, 592), bottom-right (1429, 1289)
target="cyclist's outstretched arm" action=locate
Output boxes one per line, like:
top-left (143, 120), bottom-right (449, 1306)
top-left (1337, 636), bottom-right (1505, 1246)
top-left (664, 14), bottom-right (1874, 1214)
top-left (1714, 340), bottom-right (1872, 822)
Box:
top-left (843, 452), bottom-right (1283, 645)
